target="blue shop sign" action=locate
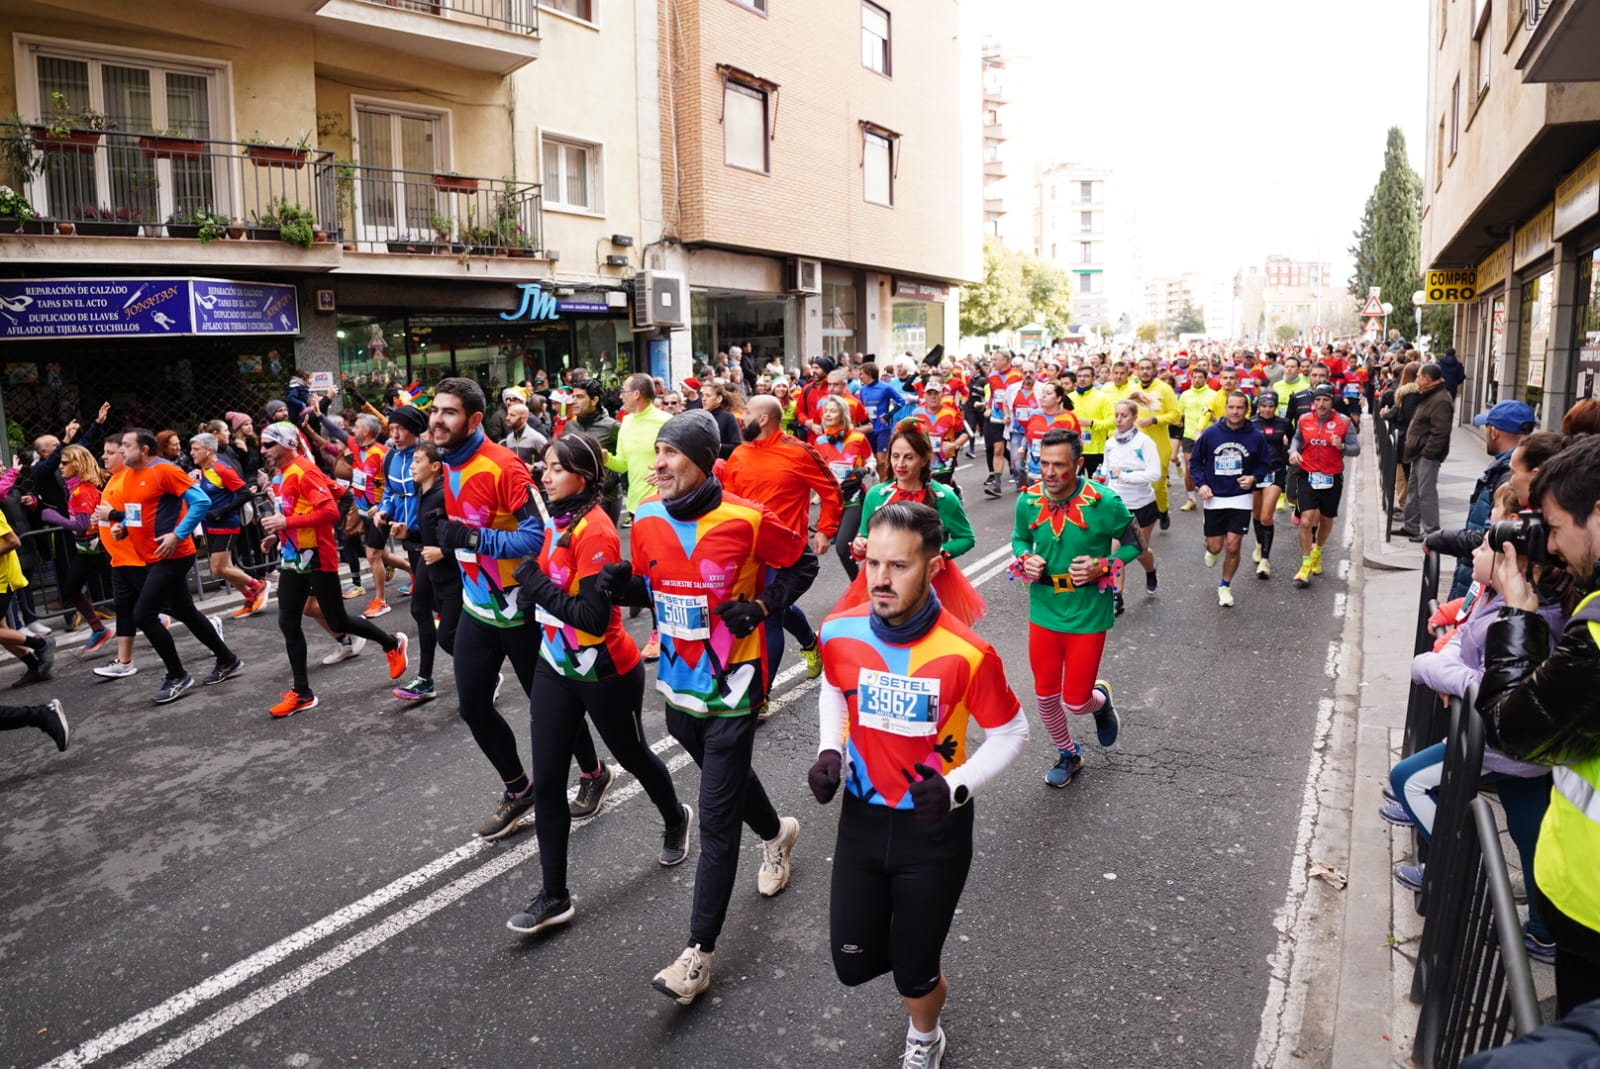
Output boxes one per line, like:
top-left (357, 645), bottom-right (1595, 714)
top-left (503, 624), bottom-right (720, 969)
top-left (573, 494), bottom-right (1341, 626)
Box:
top-left (0, 277), bottom-right (300, 341)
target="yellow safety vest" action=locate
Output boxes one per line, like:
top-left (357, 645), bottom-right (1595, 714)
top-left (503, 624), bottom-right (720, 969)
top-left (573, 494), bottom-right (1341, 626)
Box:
top-left (1535, 591), bottom-right (1600, 932)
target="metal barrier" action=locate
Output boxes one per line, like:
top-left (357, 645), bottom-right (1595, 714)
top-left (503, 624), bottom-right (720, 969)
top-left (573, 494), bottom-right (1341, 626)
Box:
top-left (1377, 411), bottom-right (1403, 543)
top-left (1403, 552), bottom-right (1446, 757)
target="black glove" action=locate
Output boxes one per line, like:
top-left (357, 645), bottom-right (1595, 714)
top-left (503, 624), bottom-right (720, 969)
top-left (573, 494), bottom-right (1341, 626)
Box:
top-left (711, 597), bottom-right (765, 639)
top-left (512, 558), bottom-right (556, 613)
top-left (807, 750), bottom-right (842, 804)
top-left (597, 561), bottom-right (633, 599)
top-left (900, 762), bottom-right (952, 825)
top-left (435, 519), bottom-right (479, 551)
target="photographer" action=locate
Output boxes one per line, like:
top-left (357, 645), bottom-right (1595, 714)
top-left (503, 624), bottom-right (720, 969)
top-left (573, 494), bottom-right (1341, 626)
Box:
top-left (1481, 434), bottom-right (1600, 1017)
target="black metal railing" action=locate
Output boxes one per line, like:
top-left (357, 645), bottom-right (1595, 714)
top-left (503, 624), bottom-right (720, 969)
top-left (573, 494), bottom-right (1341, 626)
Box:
top-left (350, 0), bottom-right (540, 36)
top-left (3, 125), bottom-right (338, 243)
top-left (1377, 409), bottom-right (1403, 542)
top-left (333, 163), bottom-right (542, 257)
top-left (1404, 552), bottom-right (1447, 759)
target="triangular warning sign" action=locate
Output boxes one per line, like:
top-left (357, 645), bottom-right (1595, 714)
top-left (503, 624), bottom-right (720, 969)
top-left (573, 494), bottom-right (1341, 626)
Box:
top-left (1361, 295), bottom-right (1386, 317)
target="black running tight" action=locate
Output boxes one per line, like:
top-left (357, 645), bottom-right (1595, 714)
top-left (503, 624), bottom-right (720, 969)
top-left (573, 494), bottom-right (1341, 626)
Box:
top-left (276, 569), bottom-right (396, 695)
top-left (133, 556), bottom-right (236, 678)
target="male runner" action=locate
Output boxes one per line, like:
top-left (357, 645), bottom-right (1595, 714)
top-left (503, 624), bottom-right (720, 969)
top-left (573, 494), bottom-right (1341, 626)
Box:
top-left (1191, 393), bottom-right (1270, 607)
top-left (190, 432), bottom-right (267, 618)
top-left (908, 381), bottom-right (969, 493)
top-left (1013, 429), bottom-right (1136, 786)
top-left (1288, 384), bottom-right (1360, 589)
top-left (350, 414), bottom-right (408, 619)
top-left (1177, 372), bottom-right (1218, 511)
top-left (1249, 392), bottom-right (1293, 579)
top-left (1070, 364), bottom-right (1111, 478)
top-left (1005, 362), bottom-right (1039, 490)
top-left (599, 409), bottom-right (816, 1006)
top-left (982, 352), bottom-right (1020, 498)
top-left (810, 501), bottom-right (1028, 1069)
top-left (857, 363), bottom-right (904, 481)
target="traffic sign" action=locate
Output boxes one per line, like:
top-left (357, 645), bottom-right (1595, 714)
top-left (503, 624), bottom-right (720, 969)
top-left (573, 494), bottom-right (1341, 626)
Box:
top-left (1310, 326), bottom-right (1324, 342)
top-left (1360, 294), bottom-right (1386, 317)
top-left (1365, 316), bottom-right (1384, 333)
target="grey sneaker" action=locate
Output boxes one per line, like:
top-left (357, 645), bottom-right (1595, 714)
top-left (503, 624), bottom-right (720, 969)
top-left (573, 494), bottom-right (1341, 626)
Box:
top-left (660, 804), bottom-right (693, 867)
top-left (93, 658), bottom-right (138, 679)
top-left (152, 674), bottom-right (194, 705)
top-left (570, 762), bottom-right (615, 820)
top-left (757, 816), bottom-right (799, 897)
top-left (652, 944), bottom-right (712, 1005)
top-left (505, 889), bottom-right (575, 936)
top-left (476, 789), bottom-right (535, 841)
top-left (901, 1030), bottom-right (946, 1069)
top-left (202, 657), bottom-right (244, 686)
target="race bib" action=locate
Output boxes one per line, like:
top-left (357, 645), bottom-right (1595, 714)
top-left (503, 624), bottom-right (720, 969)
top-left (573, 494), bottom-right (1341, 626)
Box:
top-left (1309, 472), bottom-right (1335, 490)
top-left (352, 470), bottom-right (367, 491)
top-left (123, 502), bottom-right (143, 528)
top-left (454, 547), bottom-right (479, 566)
top-left (534, 604), bottom-right (564, 628)
top-left (1343, 384), bottom-right (1359, 398)
top-left (1215, 453), bottom-right (1242, 476)
top-left (828, 461), bottom-right (853, 484)
top-left (1013, 406), bottom-right (1035, 423)
top-left (656, 592), bottom-right (710, 640)
top-left (856, 668), bottom-right (940, 738)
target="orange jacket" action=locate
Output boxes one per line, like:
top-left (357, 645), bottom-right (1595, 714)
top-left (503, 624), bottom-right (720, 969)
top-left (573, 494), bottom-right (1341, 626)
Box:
top-left (724, 431), bottom-right (845, 538)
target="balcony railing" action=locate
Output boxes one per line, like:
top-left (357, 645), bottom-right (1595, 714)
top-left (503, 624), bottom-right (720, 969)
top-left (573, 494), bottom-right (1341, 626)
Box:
top-left (1525, 0), bottom-right (1554, 29)
top-left (349, 0), bottom-right (539, 36)
top-left (2, 126), bottom-right (542, 258)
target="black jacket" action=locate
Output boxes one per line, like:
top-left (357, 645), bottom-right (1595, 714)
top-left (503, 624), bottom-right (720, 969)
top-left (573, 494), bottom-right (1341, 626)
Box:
top-left (1480, 598), bottom-right (1600, 767)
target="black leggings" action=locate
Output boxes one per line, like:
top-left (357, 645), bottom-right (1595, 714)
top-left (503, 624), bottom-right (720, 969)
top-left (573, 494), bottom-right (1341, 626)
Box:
top-left (110, 565), bottom-right (145, 639)
top-left (830, 792), bottom-right (973, 998)
top-left (529, 661), bottom-right (682, 897)
top-left (834, 502), bottom-right (863, 581)
top-left (133, 556), bottom-right (235, 678)
top-left (405, 549), bottom-right (461, 680)
top-left (276, 569), bottom-right (396, 695)
top-left (61, 550), bottom-right (107, 632)
top-left (453, 614), bottom-right (599, 788)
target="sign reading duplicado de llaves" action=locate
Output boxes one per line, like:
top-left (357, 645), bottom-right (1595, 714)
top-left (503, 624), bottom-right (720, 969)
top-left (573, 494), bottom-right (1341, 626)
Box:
top-left (1423, 268), bottom-right (1477, 304)
top-left (0, 278), bottom-right (300, 341)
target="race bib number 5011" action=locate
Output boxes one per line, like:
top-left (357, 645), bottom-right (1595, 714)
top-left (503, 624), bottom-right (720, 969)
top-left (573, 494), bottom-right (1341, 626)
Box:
top-left (656, 592), bottom-right (711, 640)
top-left (856, 668), bottom-right (940, 738)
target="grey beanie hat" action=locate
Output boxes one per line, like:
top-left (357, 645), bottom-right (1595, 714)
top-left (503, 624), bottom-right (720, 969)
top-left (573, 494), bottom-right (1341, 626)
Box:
top-left (656, 409), bottom-right (721, 474)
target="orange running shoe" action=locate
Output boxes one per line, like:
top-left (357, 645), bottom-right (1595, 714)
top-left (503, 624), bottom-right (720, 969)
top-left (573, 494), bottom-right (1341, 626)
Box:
top-left (362, 598), bottom-right (392, 619)
top-left (248, 580), bottom-right (270, 614)
top-left (269, 690), bottom-right (318, 718)
top-left (386, 632), bottom-right (409, 680)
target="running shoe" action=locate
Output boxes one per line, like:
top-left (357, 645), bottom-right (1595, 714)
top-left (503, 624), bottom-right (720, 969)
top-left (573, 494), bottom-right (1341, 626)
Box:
top-left (570, 763), bottom-right (616, 820)
top-left (152, 674), bottom-right (194, 705)
top-left (202, 656), bottom-right (244, 686)
top-left (228, 602), bottom-right (257, 620)
top-left (1045, 749), bottom-right (1083, 788)
top-left (660, 803), bottom-right (694, 867)
top-left (393, 676), bottom-right (435, 702)
top-left (1382, 782), bottom-right (1398, 803)
top-left (1277, 498), bottom-right (1291, 512)
top-left (1145, 572), bottom-right (1158, 596)
top-left (1204, 550), bottom-right (1219, 567)
top-left (385, 565), bottom-right (396, 582)
top-left (322, 635), bottom-right (365, 665)
top-left (10, 664), bottom-right (48, 689)
top-left (396, 575), bottom-right (413, 598)
top-left (652, 944), bottom-right (713, 1005)
top-left (641, 630), bottom-right (660, 663)
top-left (1525, 932), bottom-right (1557, 965)
top-left (506, 890), bottom-right (575, 936)
top-left (1113, 591), bottom-right (1125, 617)
top-left (1158, 510), bottom-right (1170, 531)
top-left (25, 620), bottom-right (51, 637)
top-left (38, 699), bottom-right (68, 752)
top-left (93, 659), bottom-right (137, 679)
top-left (1252, 544), bottom-right (1262, 563)
top-left (982, 474), bottom-right (1002, 499)
top-left (341, 583), bottom-right (365, 600)
top-left (79, 629), bottom-right (113, 655)
top-left (385, 633), bottom-right (410, 680)
top-left (901, 1030), bottom-right (946, 1069)
top-left (757, 816), bottom-right (800, 897)
top-left (268, 690), bottom-right (318, 718)
top-left (249, 580), bottom-right (270, 614)
top-left (1180, 499), bottom-right (1198, 512)
top-left (1291, 513), bottom-right (1302, 527)
top-left (800, 641), bottom-right (823, 680)
top-left (1093, 680), bottom-right (1119, 747)
top-left (1217, 585), bottom-right (1235, 607)
top-left (362, 598), bottom-right (392, 619)
top-left (476, 788), bottom-right (535, 840)
top-left (1257, 558), bottom-right (1272, 580)
top-left (1309, 545), bottom-right (1324, 575)
top-left (1293, 561), bottom-right (1312, 589)
top-left (1393, 863), bottom-right (1425, 892)
top-left (35, 636), bottom-right (55, 678)
top-left (1379, 801), bottom-right (1414, 827)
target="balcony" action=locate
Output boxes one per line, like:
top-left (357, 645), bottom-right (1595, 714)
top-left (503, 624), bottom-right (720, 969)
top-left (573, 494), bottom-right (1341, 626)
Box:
top-left (199, 0), bottom-right (540, 74)
top-left (983, 158), bottom-right (1006, 178)
top-left (0, 127), bottom-right (542, 269)
top-left (1517, 0), bottom-right (1600, 82)
top-left (983, 197), bottom-right (1006, 216)
top-left (983, 123), bottom-right (1006, 143)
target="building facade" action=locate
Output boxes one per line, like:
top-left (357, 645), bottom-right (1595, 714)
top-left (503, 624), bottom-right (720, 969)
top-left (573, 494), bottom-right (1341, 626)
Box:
top-left (1033, 161), bottom-right (1112, 331)
top-left (1421, 0), bottom-right (1600, 427)
top-left (980, 40), bottom-right (1006, 241)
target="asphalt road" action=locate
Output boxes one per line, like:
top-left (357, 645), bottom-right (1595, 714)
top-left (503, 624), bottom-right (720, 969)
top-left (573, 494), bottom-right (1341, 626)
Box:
top-left (2, 466), bottom-right (1351, 1069)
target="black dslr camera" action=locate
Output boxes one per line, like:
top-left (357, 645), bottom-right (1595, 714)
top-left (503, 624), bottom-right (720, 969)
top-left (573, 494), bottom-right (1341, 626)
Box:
top-left (1487, 509), bottom-right (1551, 564)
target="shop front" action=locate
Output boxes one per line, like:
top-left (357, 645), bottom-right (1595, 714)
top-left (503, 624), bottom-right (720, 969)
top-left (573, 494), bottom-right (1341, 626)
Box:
top-left (1511, 205), bottom-right (1555, 414)
top-left (689, 290), bottom-right (797, 371)
top-left (1555, 147), bottom-right (1600, 402)
top-left (890, 277), bottom-right (948, 361)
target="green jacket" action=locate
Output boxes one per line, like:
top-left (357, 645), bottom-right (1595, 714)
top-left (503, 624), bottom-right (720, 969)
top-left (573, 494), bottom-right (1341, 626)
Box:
top-left (604, 404), bottom-right (672, 514)
top-left (856, 480), bottom-right (976, 560)
top-left (1011, 477), bottom-right (1139, 635)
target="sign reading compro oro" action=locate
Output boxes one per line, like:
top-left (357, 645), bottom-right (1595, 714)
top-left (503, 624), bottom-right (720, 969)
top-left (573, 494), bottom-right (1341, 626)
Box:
top-left (1424, 269), bottom-right (1477, 304)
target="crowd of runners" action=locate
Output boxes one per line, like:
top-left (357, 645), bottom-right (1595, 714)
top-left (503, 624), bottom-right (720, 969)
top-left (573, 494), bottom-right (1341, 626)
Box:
top-left (3, 340), bottom-right (1406, 1068)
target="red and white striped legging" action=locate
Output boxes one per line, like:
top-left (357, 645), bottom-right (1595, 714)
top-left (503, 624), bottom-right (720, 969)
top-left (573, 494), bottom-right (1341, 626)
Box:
top-left (1028, 623), bottom-right (1108, 754)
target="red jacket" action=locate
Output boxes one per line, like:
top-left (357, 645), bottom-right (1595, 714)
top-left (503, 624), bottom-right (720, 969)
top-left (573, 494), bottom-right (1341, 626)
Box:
top-left (724, 432), bottom-right (845, 538)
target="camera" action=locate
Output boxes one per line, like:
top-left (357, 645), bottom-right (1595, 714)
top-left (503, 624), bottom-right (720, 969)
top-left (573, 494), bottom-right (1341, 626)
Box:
top-left (1487, 509), bottom-right (1551, 564)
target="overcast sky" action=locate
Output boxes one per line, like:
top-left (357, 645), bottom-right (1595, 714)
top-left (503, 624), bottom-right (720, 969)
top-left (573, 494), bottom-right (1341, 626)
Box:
top-left (978, 0), bottom-right (1428, 284)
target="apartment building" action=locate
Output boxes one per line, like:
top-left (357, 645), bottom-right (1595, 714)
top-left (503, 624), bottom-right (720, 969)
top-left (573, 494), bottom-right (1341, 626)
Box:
top-left (981, 40), bottom-right (1006, 240)
top-left (0, 0), bottom-right (648, 437)
top-left (1032, 161), bottom-right (1116, 330)
top-left (1229, 256), bottom-right (1348, 343)
top-left (645, 0), bottom-right (976, 373)
top-left (1421, 0), bottom-right (1600, 426)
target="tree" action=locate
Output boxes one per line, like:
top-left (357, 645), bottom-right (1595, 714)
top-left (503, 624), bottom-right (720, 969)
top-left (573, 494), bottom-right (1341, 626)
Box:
top-left (1019, 255), bottom-right (1074, 333)
top-left (1169, 302), bottom-right (1205, 335)
top-left (1422, 303), bottom-right (1455, 351)
top-left (1275, 324), bottom-right (1298, 343)
top-left (1348, 127), bottom-right (1421, 324)
top-left (1135, 322), bottom-right (1159, 343)
top-left (960, 237), bottom-right (1029, 337)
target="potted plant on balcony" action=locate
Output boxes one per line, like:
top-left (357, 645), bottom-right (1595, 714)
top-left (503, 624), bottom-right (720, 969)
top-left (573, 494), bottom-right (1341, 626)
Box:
top-left (271, 199), bottom-right (318, 248)
top-left (77, 205), bottom-right (143, 237)
top-left (492, 194), bottom-right (534, 257)
top-left (432, 171), bottom-right (478, 195)
top-left (244, 131), bottom-right (312, 170)
top-left (139, 128), bottom-right (206, 162)
top-left (0, 185), bottom-right (47, 235)
top-left (29, 92), bottom-right (112, 154)
top-left (1, 120), bottom-right (42, 185)
top-left (166, 207), bottom-right (227, 243)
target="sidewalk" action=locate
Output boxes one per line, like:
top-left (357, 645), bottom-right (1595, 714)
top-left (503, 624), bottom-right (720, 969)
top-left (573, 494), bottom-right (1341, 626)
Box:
top-left (1362, 421), bottom-right (1494, 573)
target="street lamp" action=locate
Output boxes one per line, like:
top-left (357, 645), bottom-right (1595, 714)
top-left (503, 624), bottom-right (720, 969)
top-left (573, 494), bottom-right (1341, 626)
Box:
top-left (1411, 290), bottom-right (1426, 351)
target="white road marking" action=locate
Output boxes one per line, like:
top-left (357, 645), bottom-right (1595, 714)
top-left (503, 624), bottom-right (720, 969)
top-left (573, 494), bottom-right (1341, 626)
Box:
top-left (1333, 593), bottom-right (1347, 618)
top-left (1324, 640), bottom-right (1343, 680)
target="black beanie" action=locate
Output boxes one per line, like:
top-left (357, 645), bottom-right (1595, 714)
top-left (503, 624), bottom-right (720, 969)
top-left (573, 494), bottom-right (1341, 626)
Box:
top-left (389, 405), bottom-right (428, 436)
top-left (656, 409), bottom-right (721, 474)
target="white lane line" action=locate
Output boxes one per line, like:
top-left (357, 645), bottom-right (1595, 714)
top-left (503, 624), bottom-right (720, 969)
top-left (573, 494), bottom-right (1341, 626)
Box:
top-left (1324, 640), bottom-right (1342, 680)
top-left (120, 750), bottom-right (698, 1069)
top-left (1332, 593), bottom-right (1347, 619)
top-left (45, 539), bottom-right (1024, 1069)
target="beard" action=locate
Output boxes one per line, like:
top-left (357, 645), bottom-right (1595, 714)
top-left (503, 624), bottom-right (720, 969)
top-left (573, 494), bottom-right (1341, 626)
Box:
top-left (741, 418), bottom-right (762, 442)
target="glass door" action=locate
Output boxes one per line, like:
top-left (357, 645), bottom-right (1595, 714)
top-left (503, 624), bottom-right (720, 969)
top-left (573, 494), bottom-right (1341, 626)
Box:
top-left (355, 107), bottom-right (440, 246)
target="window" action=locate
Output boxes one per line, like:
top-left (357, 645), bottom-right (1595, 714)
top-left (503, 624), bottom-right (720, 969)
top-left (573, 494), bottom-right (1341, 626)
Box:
top-left (1449, 75), bottom-right (1461, 160)
top-left (861, 2), bottom-right (891, 76)
top-left (1079, 180), bottom-right (1093, 203)
top-left (1435, 116), bottom-right (1446, 189)
top-left (723, 80), bottom-right (769, 173)
top-left (1078, 273), bottom-right (1094, 294)
top-left (1080, 211), bottom-right (1093, 232)
top-left (355, 104), bottom-right (444, 242)
top-left (728, 0), bottom-right (766, 12)
top-left (540, 0), bottom-right (594, 21)
top-left (1050, 184), bottom-right (1057, 201)
top-left (542, 135), bottom-right (602, 213)
top-left (1080, 242), bottom-right (1093, 264)
top-left (863, 129), bottom-right (893, 206)
top-left (1472, 7), bottom-right (1491, 99)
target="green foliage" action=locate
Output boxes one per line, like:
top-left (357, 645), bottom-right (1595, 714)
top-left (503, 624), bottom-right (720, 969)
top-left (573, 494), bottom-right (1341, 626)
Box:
top-left (1422, 303), bottom-right (1455, 350)
top-left (960, 238), bottom-right (1030, 337)
top-left (1170, 302), bottom-right (1206, 335)
top-left (1019, 256), bottom-right (1074, 333)
top-left (1348, 128), bottom-right (1421, 324)
top-left (1275, 324), bottom-right (1298, 343)
top-left (261, 198), bottom-right (317, 248)
top-left (1135, 322), bottom-right (1159, 343)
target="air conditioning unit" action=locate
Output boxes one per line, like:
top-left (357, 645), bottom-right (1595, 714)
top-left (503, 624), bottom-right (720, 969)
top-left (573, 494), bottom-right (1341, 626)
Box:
top-left (788, 257), bottom-right (822, 295)
top-left (632, 270), bottom-right (686, 329)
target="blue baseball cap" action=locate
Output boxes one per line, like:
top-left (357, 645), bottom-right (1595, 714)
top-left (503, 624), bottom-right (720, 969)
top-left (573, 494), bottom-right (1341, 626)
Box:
top-left (1473, 400), bottom-right (1536, 434)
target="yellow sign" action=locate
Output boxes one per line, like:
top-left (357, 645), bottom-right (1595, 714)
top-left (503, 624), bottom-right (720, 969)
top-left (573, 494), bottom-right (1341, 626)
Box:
top-left (1424, 268), bottom-right (1477, 303)
top-left (1514, 203), bottom-right (1555, 270)
top-left (1477, 241), bottom-right (1511, 291)
top-left (1555, 148), bottom-right (1600, 238)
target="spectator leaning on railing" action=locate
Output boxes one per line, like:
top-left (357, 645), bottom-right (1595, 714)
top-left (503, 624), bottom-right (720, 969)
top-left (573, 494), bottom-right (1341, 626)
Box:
top-left (1480, 433), bottom-right (1600, 1018)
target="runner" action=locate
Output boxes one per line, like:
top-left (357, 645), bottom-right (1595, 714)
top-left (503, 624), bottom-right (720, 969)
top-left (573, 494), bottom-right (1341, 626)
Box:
top-left (1249, 392), bottom-right (1293, 579)
top-left (1099, 400), bottom-right (1162, 610)
top-left (1070, 364), bottom-right (1111, 479)
top-left (256, 421), bottom-right (409, 718)
top-left (428, 377), bottom-right (610, 838)
top-left (811, 397), bottom-right (875, 581)
top-left (1019, 381), bottom-right (1081, 485)
top-left (384, 409), bottom-right (453, 703)
top-left (811, 500), bottom-right (1027, 1069)
top-left (112, 429), bottom-right (242, 703)
top-left (982, 352), bottom-right (1019, 498)
top-left (855, 362), bottom-right (903, 481)
top-left (90, 436), bottom-right (144, 679)
top-left (351, 414), bottom-right (409, 619)
top-left (1177, 371), bottom-right (1218, 511)
top-left (189, 432), bottom-right (268, 619)
top-left (1006, 361), bottom-right (1039, 491)
top-left (504, 433), bottom-right (692, 936)
top-left (1109, 358), bottom-right (1181, 529)
top-left (1191, 393), bottom-right (1270, 607)
top-left (597, 409), bottom-right (815, 1006)
top-left (1287, 384), bottom-right (1360, 589)
top-left (40, 444), bottom-right (113, 653)
top-left (370, 403), bottom-right (422, 616)
top-left (0, 496), bottom-right (55, 688)
top-left (906, 382), bottom-right (969, 496)
top-left (1012, 429), bottom-right (1136, 787)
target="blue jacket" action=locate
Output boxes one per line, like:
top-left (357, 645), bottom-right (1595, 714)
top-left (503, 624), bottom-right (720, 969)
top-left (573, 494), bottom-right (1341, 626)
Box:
top-left (378, 443), bottom-right (418, 530)
top-left (1191, 420), bottom-right (1270, 499)
top-left (1448, 450), bottom-right (1512, 599)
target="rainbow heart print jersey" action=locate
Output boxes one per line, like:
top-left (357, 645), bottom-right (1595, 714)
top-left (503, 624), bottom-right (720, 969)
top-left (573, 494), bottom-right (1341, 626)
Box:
top-left (535, 511), bottom-right (640, 681)
top-left (442, 436), bottom-right (545, 627)
top-left (630, 491), bottom-right (805, 717)
top-left (819, 605), bottom-right (1020, 809)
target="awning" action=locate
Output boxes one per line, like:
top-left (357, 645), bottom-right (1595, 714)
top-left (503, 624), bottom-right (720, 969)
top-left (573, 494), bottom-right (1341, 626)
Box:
top-left (0, 277), bottom-right (300, 341)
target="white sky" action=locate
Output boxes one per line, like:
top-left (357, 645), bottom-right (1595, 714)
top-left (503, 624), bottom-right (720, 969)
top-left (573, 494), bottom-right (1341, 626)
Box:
top-left (979, 0), bottom-right (1428, 284)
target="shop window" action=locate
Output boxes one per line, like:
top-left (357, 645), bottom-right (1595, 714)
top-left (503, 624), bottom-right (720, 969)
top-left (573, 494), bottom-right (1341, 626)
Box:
top-left (1518, 272), bottom-right (1553, 406)
top-left (1577, 252), bottom-right (1600, 399)
top-left (822, 280), bottom-right (858, 357)
top-left (862, 2), bottom-right (891, 77)
top-left (542, 135), bottom-right (602, 213)
top-left (540, 0), bottom-right (595, 22)
top-left (723, 80), bottom-right (769, 174)
top-left (863, 129), bottom-right (893, 206)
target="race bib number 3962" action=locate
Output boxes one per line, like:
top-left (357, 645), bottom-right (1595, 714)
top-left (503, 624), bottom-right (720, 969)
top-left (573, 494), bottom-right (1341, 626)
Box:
top-left (856, 668), bottom-right (940, 738)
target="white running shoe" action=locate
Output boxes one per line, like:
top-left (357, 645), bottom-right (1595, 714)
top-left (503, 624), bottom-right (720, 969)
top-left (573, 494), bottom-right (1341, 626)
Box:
top-left (757, 816), bottom-right (800, 897)
top-left (93, 659), bottom-right (138, 679)
top-left (901, 1030), bottom-right (947, 1069)
top-left (207, 614), bottom-right (224, 640)
top-left (1204, 550), bottom-right (1219, 568)
top-left (1217, 586), bottom-right (1235, 608)
top-left (321, 635), bottom-right (367, 665)
top-left (652, 944), bottom-right (713, 1005)
top-left (26, 621), bottom-right (52, 637)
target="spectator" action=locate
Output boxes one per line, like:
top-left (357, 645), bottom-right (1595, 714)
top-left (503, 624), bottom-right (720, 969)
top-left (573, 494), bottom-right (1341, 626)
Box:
top-left (1401, 363), bottom-right (1454, 540)
top-left (1562, 398), bottom-right (1600, 436)
top-left (1436, 347), bottom-right (1466, 398)
top-left (1436, 399), bottom-right (1537, 599)
top-left (559, 379), bottom-right (620, 521)
top-left (501, 403), bottom-right (548, 468)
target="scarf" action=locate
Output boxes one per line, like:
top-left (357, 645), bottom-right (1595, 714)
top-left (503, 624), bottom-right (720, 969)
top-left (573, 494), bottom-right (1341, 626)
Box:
top-left (868, 589), bottom-right (943, 645)
top-left (1112, 427), bottom-right (1139, 446)
top-left (441, 428), bottom-right (486, 468)
top-left (664, 476), bottom-right (723, 521)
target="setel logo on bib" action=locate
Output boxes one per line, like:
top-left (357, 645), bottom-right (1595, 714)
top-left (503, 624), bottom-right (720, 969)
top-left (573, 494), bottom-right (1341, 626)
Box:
top-left (856, 668), bottom-right (940, 738)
